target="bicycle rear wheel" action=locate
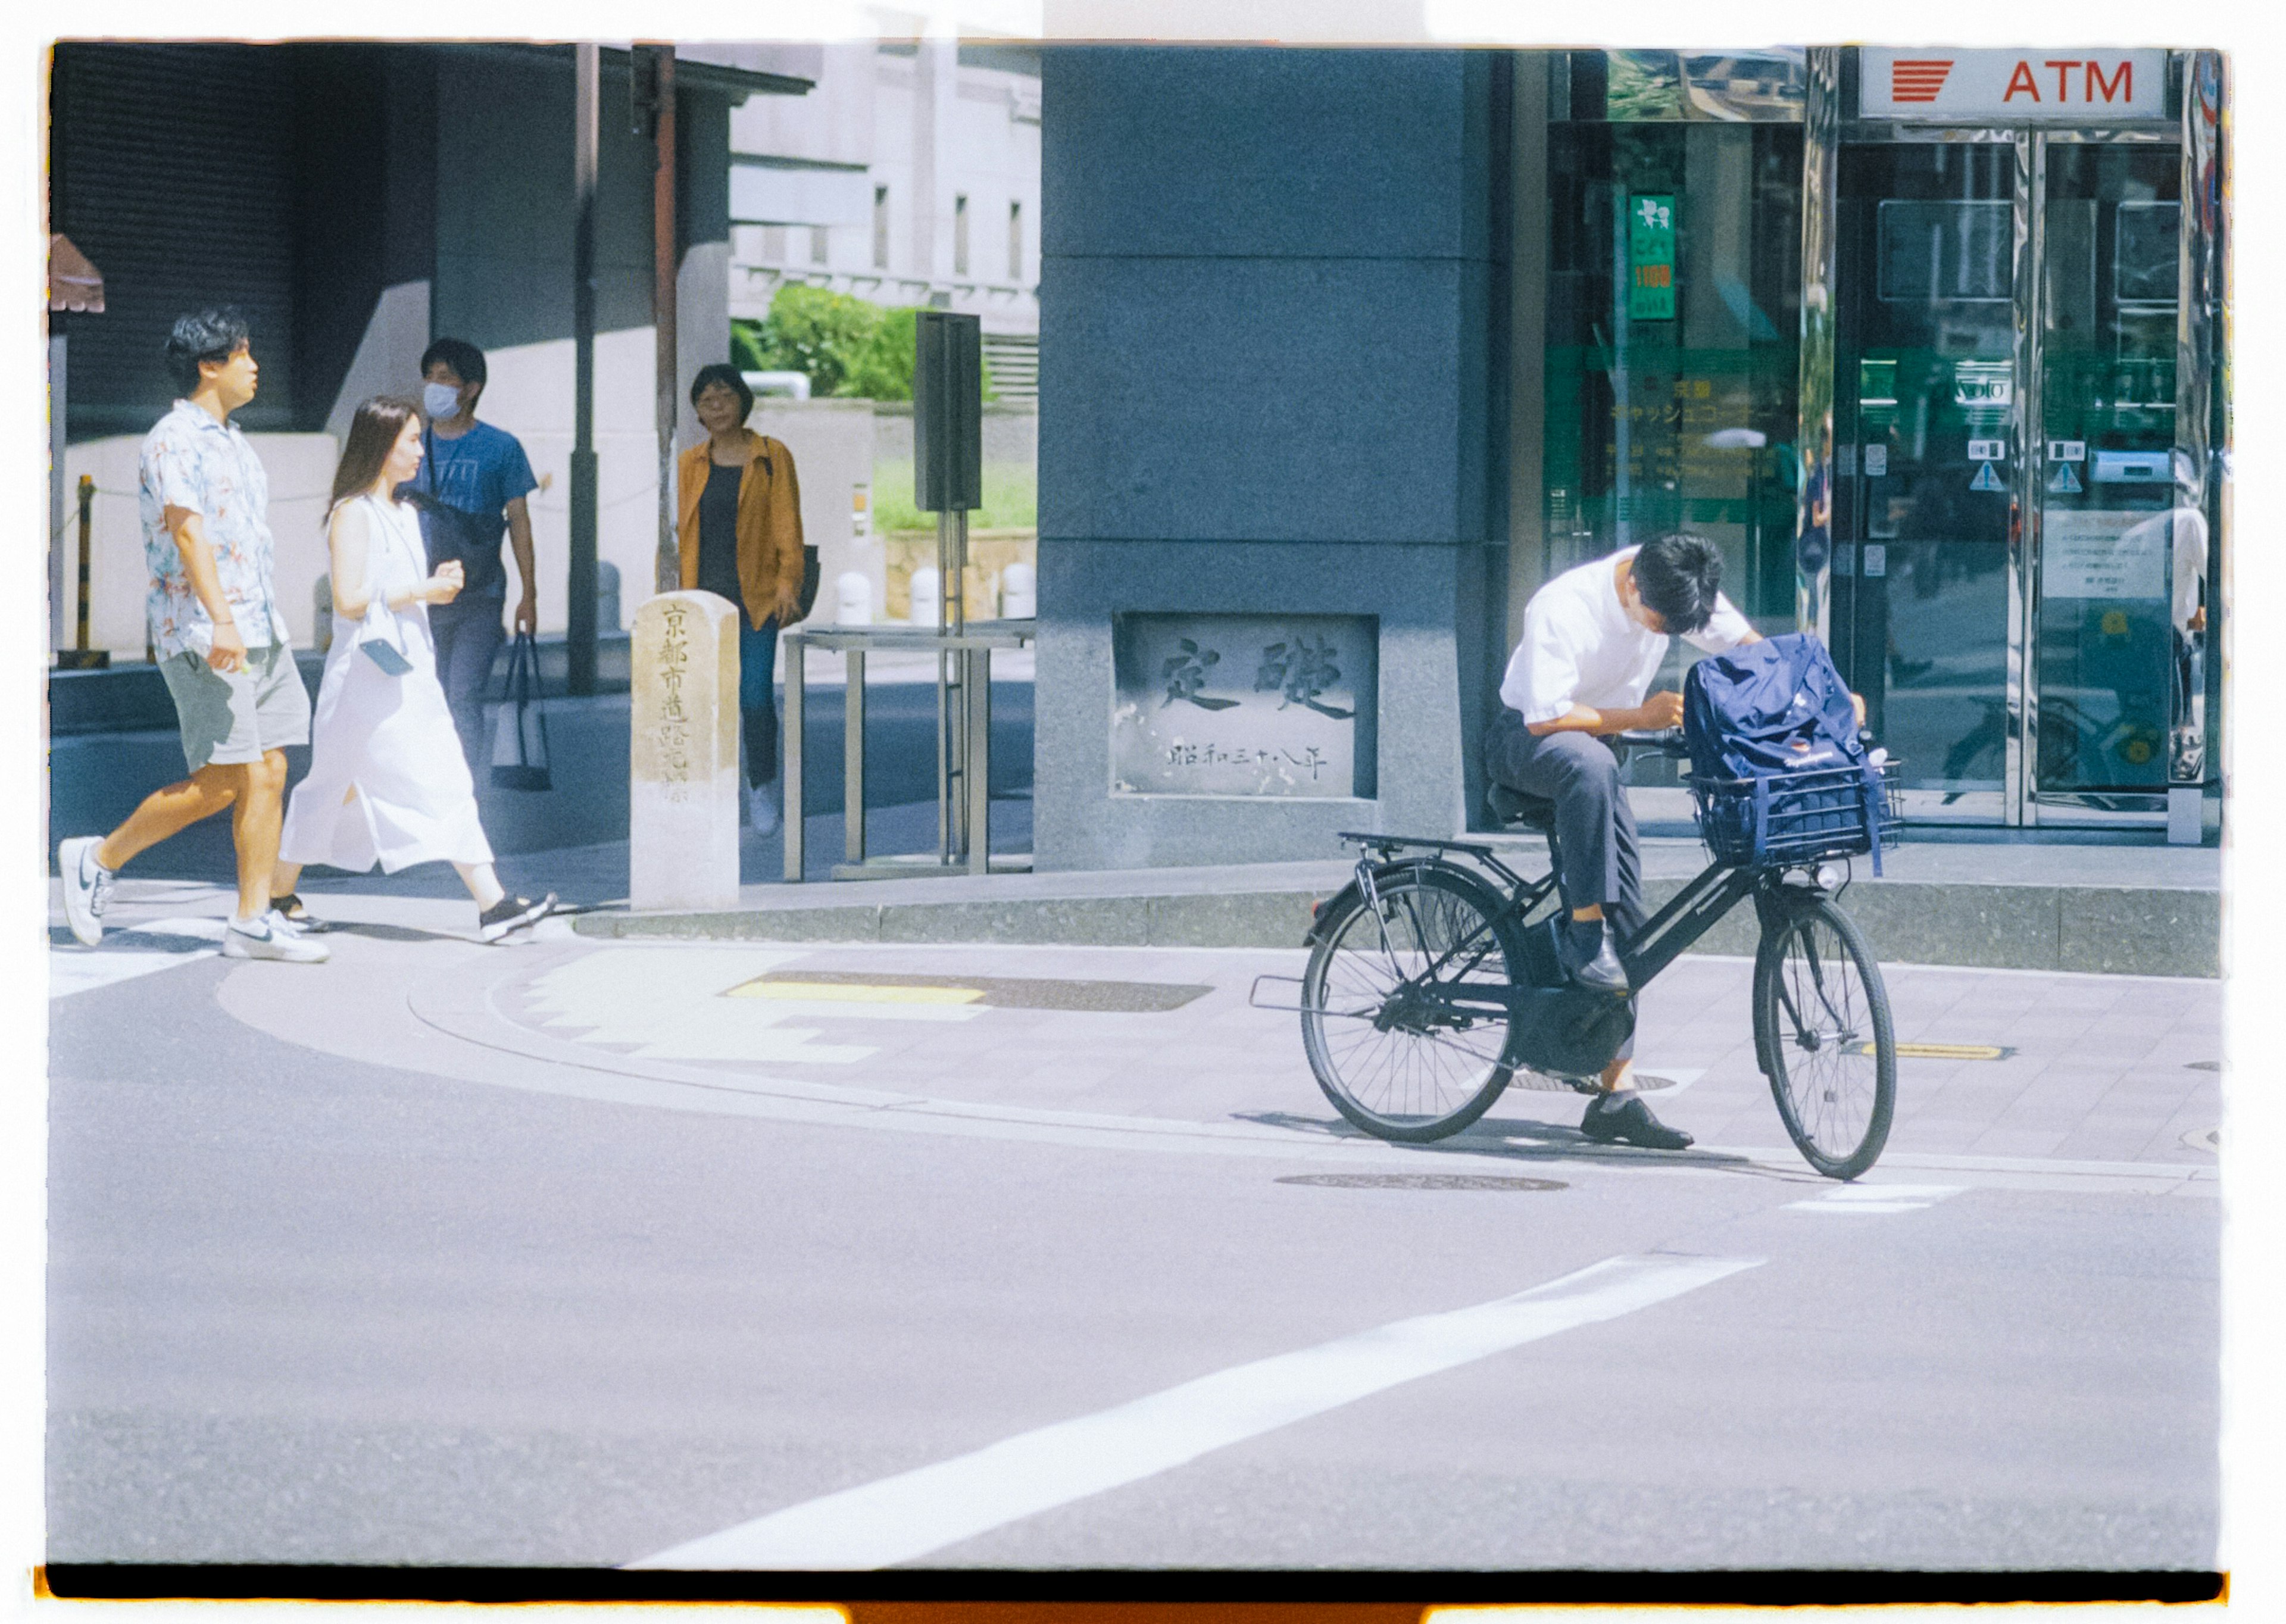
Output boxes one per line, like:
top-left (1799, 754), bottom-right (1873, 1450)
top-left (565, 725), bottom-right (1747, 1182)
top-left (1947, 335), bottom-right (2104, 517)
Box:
top-left (1754, 895), bottom-right (1895, 1179)
top-left (1300, 864), bottom-right (1523, 1142)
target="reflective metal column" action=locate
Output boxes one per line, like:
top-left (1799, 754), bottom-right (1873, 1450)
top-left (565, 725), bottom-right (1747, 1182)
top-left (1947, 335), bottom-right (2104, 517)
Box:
top-left (1792, 46), bottom-right (1841, 640)
top-left (2008, 129), bottom-right (2042, 826)
top-left (2171, 49), bottom-right (2225, 836)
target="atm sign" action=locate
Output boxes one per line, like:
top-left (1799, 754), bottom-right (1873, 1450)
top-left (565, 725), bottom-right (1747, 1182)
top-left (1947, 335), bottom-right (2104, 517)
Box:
top-left (1862, 48), bottom-right (2166, 121)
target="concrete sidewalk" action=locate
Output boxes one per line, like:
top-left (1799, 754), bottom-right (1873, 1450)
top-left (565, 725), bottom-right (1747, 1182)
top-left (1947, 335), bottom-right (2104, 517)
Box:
top-left (572, 826), bottom-right (2222, 979)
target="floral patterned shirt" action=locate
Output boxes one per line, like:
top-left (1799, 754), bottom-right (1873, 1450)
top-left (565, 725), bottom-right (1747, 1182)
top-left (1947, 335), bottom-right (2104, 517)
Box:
top-left (138, 399), bottom-right (292, 659)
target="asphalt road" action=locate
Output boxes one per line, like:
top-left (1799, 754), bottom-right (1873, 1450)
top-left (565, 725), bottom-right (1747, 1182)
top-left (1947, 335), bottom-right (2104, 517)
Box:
top-left (45, 892), bottom-right (2221, 1575)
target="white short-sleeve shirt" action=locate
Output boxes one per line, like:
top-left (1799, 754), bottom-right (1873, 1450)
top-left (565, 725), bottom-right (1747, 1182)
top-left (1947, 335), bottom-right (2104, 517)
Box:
top-left (1500, 546), bottom-right (1752, 726)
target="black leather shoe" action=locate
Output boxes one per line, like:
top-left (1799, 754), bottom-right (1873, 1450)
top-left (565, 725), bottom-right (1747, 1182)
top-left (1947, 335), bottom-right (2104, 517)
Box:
top-left (1579, 1091), bottom-right (1693, 1151)
top-left (1557, 917), bottom-right (1630, 993)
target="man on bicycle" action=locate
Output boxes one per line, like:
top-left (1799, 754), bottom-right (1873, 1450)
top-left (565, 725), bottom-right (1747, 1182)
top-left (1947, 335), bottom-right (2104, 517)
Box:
top-left (1484, 533), bottom-right (1756, 1152)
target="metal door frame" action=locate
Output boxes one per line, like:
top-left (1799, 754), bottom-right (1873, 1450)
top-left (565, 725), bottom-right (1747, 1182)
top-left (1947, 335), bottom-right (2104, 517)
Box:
top-left (1804, 55), bottom-right (2206, 827)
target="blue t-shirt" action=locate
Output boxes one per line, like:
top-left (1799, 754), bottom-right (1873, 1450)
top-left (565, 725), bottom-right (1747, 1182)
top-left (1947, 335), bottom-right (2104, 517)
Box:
top-left (411, 420), bottom-right (537, 598)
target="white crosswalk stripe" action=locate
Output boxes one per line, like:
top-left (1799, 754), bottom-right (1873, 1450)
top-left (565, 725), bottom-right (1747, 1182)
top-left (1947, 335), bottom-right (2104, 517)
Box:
top-left (627, 1251), bottom-right (1762, 1570)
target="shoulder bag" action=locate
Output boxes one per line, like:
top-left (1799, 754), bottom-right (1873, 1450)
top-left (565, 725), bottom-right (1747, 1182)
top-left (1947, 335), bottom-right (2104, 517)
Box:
top-left (490, 630), bottom-right (553, 791)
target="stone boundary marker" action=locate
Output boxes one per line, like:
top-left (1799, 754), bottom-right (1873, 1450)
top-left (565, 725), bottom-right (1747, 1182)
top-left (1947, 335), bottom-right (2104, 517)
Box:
top-left (629, 591), bottom-right (741, 913)
top-left (575, 876), bottom-right (2220, 979)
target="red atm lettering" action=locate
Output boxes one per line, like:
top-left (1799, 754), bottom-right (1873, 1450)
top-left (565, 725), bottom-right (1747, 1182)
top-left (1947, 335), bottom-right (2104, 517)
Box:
top-left (2004, 60), bottom-right (2041, 101)
top-left (2088, 60), bottom-right (2132, 102)
top-left (2045, 61), bottom-right (2082, 101)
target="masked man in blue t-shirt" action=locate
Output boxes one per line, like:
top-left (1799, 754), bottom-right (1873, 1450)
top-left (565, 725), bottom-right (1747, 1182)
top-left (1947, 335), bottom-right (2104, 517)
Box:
top-left (408, 337), bottom-right (540, 775)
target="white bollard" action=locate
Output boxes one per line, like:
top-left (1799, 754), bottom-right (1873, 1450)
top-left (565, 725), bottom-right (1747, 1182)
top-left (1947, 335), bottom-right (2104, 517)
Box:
top-left (630, 590), bottom-right (742, 913)
top-left (908, 565), bottom-right (940, 628)
top-left (1001, 560), bottom-right (1037, 620)
top-left (836, 569), bottom-right (873, 626)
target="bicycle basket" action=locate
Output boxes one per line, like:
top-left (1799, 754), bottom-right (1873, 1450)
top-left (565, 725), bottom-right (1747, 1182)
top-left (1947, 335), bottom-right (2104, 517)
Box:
top-left (1689, 758), bottom-right (1904, 873)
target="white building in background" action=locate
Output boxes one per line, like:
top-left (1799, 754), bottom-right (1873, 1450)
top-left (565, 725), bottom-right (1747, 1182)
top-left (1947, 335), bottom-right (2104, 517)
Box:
top-left (728, 38), bottom-right (1039, 396)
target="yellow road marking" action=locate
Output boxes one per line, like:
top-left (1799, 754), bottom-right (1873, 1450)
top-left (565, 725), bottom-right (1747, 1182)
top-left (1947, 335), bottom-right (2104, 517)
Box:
top-left (1856, 1041), bottom-right (2012, 1061)
top-left (726, 980), bottom-right (984, 1005)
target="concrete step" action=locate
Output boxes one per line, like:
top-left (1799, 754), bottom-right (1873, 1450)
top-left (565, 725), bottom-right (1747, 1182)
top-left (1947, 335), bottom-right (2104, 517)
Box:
top-left (573, 847), bottom-right (2220, 979)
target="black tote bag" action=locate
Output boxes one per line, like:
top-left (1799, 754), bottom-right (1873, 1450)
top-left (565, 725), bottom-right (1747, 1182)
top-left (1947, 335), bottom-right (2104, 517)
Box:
top-left (490, 630), bottom-right (553, 791)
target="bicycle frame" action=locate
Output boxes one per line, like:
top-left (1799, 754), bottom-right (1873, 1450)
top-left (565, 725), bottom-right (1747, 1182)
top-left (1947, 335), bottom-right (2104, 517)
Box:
top-left (1323, 831), bottom-right (1810, 1015)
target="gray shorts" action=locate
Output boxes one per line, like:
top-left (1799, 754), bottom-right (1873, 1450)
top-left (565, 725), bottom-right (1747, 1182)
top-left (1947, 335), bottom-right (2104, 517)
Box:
top-left (158, 642), bottom-right (313, 773)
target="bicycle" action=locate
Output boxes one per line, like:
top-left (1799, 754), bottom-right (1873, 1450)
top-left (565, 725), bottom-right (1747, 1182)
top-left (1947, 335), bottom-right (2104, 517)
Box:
top-left (1253, 731), bottom-right (1903, 1180)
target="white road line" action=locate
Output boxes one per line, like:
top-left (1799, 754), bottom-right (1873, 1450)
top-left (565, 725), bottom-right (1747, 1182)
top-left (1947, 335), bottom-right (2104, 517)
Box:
top-left (1784, 1183), bottom-right (1963, 1214)
top-left (626, 1250), bottom-right (1762, 1571)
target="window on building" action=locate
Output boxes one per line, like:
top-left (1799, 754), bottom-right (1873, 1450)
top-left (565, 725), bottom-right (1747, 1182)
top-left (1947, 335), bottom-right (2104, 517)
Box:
top-left (1542, 120), bottom-right (1803, 624)
top-left (1008, 200), bottom-right (1023, 282)
top-left (872, 186), bottom-right (889, 269)
top-left (954, 193), bottom-right (969, 276)
top-left (761, 223), bottom-right (787, 263)
top-left (810, 224), bottom-right (829, 265)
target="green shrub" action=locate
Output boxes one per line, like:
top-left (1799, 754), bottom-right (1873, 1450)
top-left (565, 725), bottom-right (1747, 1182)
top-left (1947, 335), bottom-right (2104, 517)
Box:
top-left (732, 288), bottom-right (997, 403)
top-left (839, 305), bottom-right (917, 400)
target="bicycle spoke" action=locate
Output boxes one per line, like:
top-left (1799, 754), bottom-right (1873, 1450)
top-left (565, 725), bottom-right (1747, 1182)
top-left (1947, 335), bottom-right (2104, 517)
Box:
top-left (1303, 870), bottom-right (1515, 1133)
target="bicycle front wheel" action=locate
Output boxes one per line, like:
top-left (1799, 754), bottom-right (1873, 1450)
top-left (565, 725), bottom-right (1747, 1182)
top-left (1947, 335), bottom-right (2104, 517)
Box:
top-left (1300, 864), bottom-right (1523, 1143)
top-left (1754, 895), bottom-right (1895, 1179)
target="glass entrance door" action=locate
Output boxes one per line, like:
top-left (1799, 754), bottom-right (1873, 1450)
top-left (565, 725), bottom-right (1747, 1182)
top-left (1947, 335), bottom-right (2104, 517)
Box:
top-left (1830, 133), bottom-right (2188, 825)
top-left (2029, 140), bottom-right (2183, 812)
top-left (1830, 140), bottom-right (2018, 822)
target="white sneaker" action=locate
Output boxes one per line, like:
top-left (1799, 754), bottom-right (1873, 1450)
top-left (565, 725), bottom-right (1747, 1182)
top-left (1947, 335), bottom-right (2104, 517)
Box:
top-left (58, 835), bottom-right (113, 947)
top-left (221, 915), bottom-right (330, 963)
top-left (264, 907), bottom-right (309, 937)
top-left (748, 779), bottom-right (783, 838)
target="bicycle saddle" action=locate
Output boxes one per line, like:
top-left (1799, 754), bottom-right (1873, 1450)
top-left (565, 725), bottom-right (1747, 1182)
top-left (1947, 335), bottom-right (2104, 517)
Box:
top-left (1486, 783), bottom-right (1560, 833)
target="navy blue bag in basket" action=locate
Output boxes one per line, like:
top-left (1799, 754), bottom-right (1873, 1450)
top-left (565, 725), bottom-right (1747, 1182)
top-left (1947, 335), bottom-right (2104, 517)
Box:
top-left (1684, 632), bottom-right (1888, 872)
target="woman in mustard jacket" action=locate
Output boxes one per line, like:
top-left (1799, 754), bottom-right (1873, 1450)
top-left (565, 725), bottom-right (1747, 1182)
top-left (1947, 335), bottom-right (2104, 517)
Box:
top-left (679, 363), bottom-right (806, 834)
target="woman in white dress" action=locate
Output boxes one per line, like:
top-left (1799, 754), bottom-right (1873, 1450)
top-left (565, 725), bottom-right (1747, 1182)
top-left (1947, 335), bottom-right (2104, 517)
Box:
top-left (274, 396), bottom-right (554, 942)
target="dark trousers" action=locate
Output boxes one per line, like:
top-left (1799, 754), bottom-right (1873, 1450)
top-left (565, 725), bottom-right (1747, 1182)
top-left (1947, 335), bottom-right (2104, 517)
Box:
top-left (739, 616), bottom-right (780, 788)
top-left (1485, 710), bottom-right (1642, 1062)
top-left (429, 595), bottom-right (507, 779)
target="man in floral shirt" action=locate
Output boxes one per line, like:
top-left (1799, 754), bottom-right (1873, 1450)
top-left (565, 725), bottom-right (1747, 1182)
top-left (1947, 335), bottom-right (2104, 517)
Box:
top-left (56, 309), bottom-right (325, 962)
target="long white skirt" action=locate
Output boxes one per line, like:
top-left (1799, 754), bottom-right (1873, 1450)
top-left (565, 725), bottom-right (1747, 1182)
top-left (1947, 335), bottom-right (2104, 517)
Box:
top-left (280, 623), bottom-right (495, 873)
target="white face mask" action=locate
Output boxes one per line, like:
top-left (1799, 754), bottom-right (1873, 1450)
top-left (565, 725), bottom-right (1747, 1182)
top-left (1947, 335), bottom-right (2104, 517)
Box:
top-left (423, 382), bottom-right (465, 420)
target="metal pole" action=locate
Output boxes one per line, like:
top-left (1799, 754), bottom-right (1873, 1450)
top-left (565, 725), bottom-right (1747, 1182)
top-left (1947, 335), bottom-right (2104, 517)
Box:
top-left (74, 473), bottom-right (93, 652)
top-left (845, 648), bottom-right (867, 863)
top-left (57, 473), bottom-right (109, 669)
top-left (966, 644), bottom-right (990, 875)
top-left (649, 45), bottom-right (680, 595)
top-left (936, 509), bottom-right (955, 862)
top-left (1792, 44), bottom-right (1841, 644)
top-left (568, 42), bottom-right (600, 697)
top-left (2171, 49), bottom-right (2222, 796)
top-left (1609, 186), bottom-right (1631, 548)
top-left (2010, 130), bottom-right (2044, 828)
top-left (783, 630), bottom-right (805, 880)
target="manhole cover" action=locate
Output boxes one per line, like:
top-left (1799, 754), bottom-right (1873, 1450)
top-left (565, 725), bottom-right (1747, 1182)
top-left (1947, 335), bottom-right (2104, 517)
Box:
top-left (1276, 1173), bottom-right (1567, 1192)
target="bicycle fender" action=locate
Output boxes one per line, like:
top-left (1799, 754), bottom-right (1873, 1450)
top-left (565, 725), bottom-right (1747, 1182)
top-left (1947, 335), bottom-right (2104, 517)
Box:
top-left (1304, 880), bottom-right (1363, 947)
top-left (1304, 859), bottom-right (1499, 948)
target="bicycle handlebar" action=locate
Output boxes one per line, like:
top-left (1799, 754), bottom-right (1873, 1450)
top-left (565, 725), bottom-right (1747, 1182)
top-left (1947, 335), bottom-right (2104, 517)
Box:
top-left (1613, 727), bottom-right (1690, 757)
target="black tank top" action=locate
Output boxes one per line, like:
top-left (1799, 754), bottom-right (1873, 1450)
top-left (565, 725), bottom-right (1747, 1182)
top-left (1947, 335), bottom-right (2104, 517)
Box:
top-left (695, 461), bottom-right (744, 609)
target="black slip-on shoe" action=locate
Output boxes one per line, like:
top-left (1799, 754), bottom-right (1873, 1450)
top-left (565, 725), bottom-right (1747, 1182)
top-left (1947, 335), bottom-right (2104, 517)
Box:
top-left (1579, 1091), bottom-right (1693, 1151)
top-left (1556, 917), bottom-right (1630, 994)
top-left (479, 892), bottom-right (558, 943)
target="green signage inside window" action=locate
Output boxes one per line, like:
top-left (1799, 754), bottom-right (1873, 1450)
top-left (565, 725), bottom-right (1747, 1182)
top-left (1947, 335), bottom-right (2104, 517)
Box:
top-left (1628, 192), bottom-right (1676, 320)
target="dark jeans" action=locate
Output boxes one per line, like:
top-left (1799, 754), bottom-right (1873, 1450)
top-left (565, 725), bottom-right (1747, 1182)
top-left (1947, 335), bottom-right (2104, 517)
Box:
top-left (1484, 710), bottom-right (1641, 1061)
top-left (429, 595), bottom-right (507, 777)
top-left (740, 616), bottom-right (780, 788)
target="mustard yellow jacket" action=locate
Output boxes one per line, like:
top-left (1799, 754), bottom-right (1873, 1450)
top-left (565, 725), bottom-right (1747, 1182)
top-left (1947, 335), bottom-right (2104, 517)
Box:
top-left (676, 429), bottom-right (805, 630)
